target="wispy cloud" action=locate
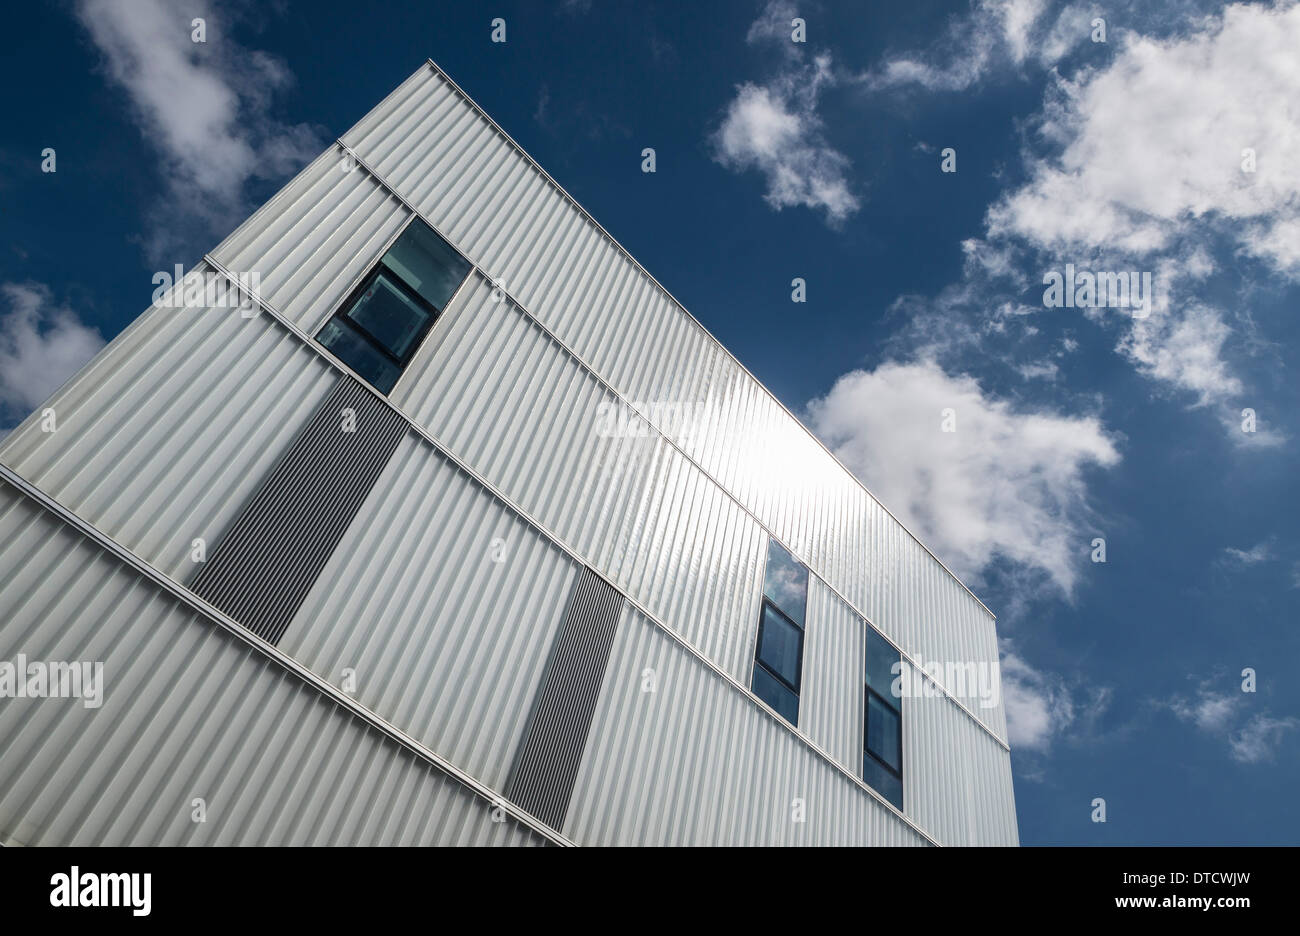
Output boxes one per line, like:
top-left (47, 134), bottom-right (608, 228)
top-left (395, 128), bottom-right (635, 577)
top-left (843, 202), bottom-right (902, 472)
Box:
top-left (1161, 673), bottom-right (1296, 764)
top-left (0, 284), bottom-right (105, 432)
top-left (1220, 541), bottom-right (1273, 566)
top-left (75, 0), bottom-right (326, 263)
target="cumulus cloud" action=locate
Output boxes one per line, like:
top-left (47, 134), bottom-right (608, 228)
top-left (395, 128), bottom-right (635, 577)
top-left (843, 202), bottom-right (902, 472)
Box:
top-left (711, 3), bottom-right (859, 224)
top-left (806, 358), bottom-right (1119, 594)
top-left (988, 2), bottom-right (1300, 268)
top-left (76, 0), bottom-right (325, 261)
top-left (0, 284), bottom-right (105, 431)
top-left (913, 2), bottom-right (1300, 423)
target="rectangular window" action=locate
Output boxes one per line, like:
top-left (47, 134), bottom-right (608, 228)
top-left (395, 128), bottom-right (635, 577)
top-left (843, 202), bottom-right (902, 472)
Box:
top-left (863, 626), bottom-right (903, 809)
top-left (316, 219), bottom-right (471, 393)
top-left (752, 539), bottom-right (808, 727)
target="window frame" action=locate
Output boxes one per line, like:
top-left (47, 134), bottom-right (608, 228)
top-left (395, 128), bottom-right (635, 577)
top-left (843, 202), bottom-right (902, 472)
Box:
top-left (862, 626), bottom-right (904, 809)
top-left (314, 217), bottom-right (470, 393)
top-left (754, 597), bottom-right (804, 698)
top-left (331, 264), bottom-right (440, 371)
top-left (864, 684), bottom-right (903, 780)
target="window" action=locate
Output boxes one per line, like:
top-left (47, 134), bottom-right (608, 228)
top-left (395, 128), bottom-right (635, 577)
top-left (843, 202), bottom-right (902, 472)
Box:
top-left (863, 626), bottom-right (903, 809)
top-left (316, 219), bottom-right (471, 393)
top-left (751, 539), bottom-right (808, 726)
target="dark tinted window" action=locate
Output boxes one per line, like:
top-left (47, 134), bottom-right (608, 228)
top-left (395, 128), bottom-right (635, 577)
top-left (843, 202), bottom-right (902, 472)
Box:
top-left (866, 691), bottom-right (902, 771)
top-left (863, 754), bottom-right (903, 810)
top-left (863, 624), bottom-right (903, 808)
top-left (316, 219), bottom-right (469, 393)
top-left (865, 626), bottom-right (900, 704)
top-left (752, 538), bottom-right (809, 728)
top-left (756, 603), bottom-right (802, 689)
top-left (753, 665), bottom-right (800, 726)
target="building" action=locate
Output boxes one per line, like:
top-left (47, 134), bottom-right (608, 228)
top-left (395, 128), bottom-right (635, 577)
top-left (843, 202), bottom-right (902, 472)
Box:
top-left (0, 61), bottom-right (1017, 847)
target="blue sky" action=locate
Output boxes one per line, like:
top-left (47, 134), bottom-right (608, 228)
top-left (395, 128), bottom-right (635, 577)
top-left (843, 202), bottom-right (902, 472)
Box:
top-left (1, 0), bottom-right (1297, 844)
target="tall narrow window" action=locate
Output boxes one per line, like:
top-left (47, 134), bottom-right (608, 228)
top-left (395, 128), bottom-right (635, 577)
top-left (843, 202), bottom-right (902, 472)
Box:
top-left (863, 626), bottom-right (903, 809)
top-left (751, 539), bottom-right (808, 726)
top-left (316, 219), bottom-right (471, 393)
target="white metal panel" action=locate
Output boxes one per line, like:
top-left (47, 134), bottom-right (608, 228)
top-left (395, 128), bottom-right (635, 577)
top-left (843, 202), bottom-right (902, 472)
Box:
top-left (801, 577), bottom-right (865, 774)
top-left (0, 482), bottom-right (546, 846)
top-left (211, 148), bottom-right (411, 335)
top-left (393, 271), bottom-right (767, 682)
top-left (0, 283), bottom-right (337, 582)
top-left (342, 63), bottom-right (1007, 744)
top-left (902, 660), bottom-right (1019, 846)
top-left (563, 605), bottom-right (928, 846)
top-left (278, 433), bottom-right (579, 792)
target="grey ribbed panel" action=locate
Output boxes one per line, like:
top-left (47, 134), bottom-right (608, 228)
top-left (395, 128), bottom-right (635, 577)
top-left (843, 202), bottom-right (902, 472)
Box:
top-left (190, 377), bottom-right (407, 645)
top-left (0, 481), bottom-right (549, 847)
top-left (509, 568), bottom-right (623, 830)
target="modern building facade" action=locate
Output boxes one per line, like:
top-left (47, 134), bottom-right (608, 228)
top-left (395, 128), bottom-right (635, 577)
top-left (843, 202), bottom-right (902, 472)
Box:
top-left (0, 61), bottom-right (1017, 847)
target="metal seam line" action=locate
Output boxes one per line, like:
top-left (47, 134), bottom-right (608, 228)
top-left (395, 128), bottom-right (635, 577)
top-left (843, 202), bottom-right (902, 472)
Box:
top-left (323, 141), bottom-right (1010, 753)
top-left (419, 57), bottom-right (997, 623)
top-left (196, 253), bottom-right (946, 845)
top-left (0, 463), bottom-right (572, 848)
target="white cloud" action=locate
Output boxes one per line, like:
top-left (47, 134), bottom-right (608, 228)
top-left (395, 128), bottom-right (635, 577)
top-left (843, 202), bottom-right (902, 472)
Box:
top-left (76, 0), bottom-right (324, 261)
top-left (712, 3), bottom-right (859, 224)
top-left (1163, 674), bottom-right (1296, 763)
top-left (861, 0), bottom-right (1084, 92)
top-left (712, 55), bottom-right (859, 224)
top-left (989, 2), bottom-right (1300, 269)
top-left (0, 284), bottom-right (105, 428)
top-left (1221, 541), bottom-right (1273, 565)
top-left (806, 358), bottom-right (1119, 594)
top-left (1000, 647), bottom-right (1075, 750)
top-left (1229, 714), bottom-right (1299, 764)
top-left (1120, 303), bottom-right (1242, 406)
top-left (1168, 688), bottom-right (1241, 733)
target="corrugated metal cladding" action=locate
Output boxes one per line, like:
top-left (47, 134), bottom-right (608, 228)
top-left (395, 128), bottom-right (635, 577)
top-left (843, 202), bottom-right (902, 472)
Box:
top-left (211, 149), bottom-right (411, 336)
top-left (278, 433), bottom-right (578, 793)
top-left (0, 482), bottom-right (546, 846)
top-left (509, 569), bottom-right (623, 830)
top-left (393, 269), bottom-right (767, 684)
top-left (902, 661), bottom-right (1019, 847)
top-left (800, 577), bottom-right (865, 774)
top-left (190, 376), bottom-right (407, 645)
top-left (564, 604), bottom-right (928, 846)
top-left (0, 275), bottom-right (338, 582)
top-left (339, 63), bottom-right (1006, 743)
top-left (803, 579), bottom-right (1018, 845)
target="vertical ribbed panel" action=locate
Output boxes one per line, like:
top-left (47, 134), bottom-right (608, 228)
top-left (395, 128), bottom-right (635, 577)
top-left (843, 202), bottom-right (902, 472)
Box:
top-left (0, 483), bottom-right (547, 846)
top-left (0, 279), bottom-right (338, 581)
top-left (191, 377), bottom-right (407, 644)
top-left (279, 434), bottom-right (579, 790)
top-left (510, 569), bottom-right (623, 831)
top-left (564, 605), bottom-right (928, 846)
top-left (801, 578), bottom-right (865, 774)
top-left (902, 658), bottom-right (1018, 846)
top-left (393, 269), bottom-right (766, 682)
top-left (211, 149), bottom-right (412, 335)
top-left (343, 63), bottom-right (1007, 745)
